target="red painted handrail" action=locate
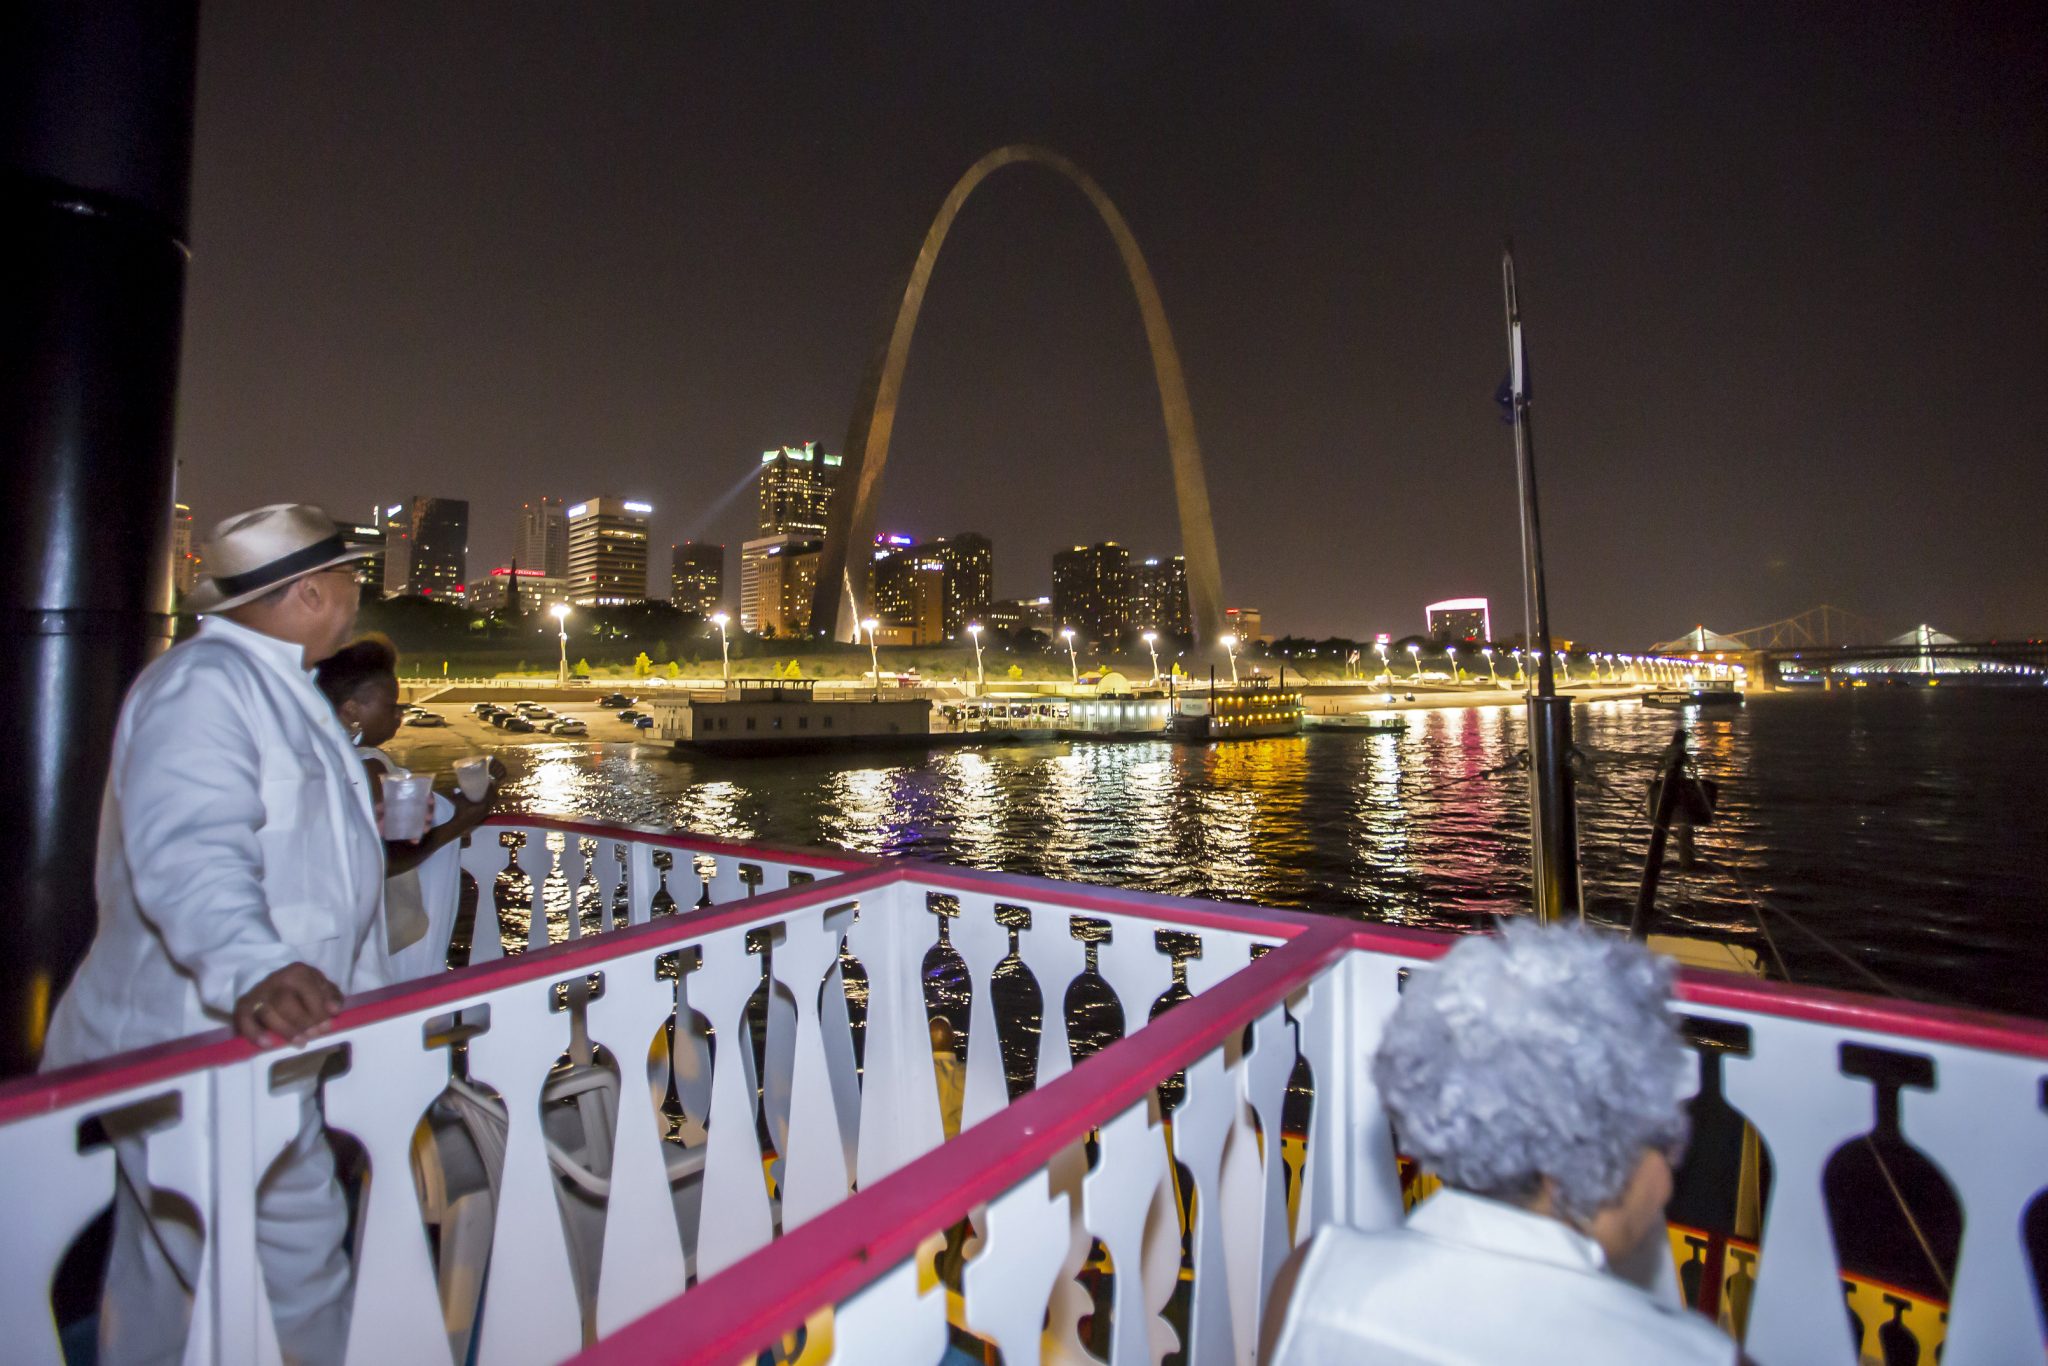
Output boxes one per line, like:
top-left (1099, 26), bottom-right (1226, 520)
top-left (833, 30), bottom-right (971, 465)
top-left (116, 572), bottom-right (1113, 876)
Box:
top-left (575, 917), bottom-right (1363, 1366)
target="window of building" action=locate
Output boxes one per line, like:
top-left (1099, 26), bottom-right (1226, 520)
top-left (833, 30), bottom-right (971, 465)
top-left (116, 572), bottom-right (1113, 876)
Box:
top-left (798, 716), bottom-right (808, 730)
top-left (746, 717), bottom-right (756, 731)
top-left (823, 715), bottom-right (833, 728)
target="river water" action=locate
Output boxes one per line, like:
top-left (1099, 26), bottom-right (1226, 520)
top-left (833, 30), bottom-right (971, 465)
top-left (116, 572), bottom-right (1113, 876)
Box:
top-left (398, 688), bottom-right (2048, 1020)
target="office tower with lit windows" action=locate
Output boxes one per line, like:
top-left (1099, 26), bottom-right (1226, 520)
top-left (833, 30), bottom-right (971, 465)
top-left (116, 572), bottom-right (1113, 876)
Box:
top-left (871, 536), bottom-right (948, 646)
top-left (741, 537), bottom-right (821, 636)
top-left (339, 519), bottom-right (387, 601)
top-left (516, 496), bottom-right (569, 579)
top-left (1052, 541), bottom-right (1131, 646)
top-left (1426, 597), bottom-right (1491, 644)
top-left (989, 596), bottom-right (1053, 637)
top-left (758, 441), bottom-right (840, 537)
top-left (670, 541), bottom-right (725, 614)
top-left (924, 532), bottom-right (993, 637)
top-left (169, 502), bottom-right (199, 600)
top-left (1130, 555), bottom-right (1190, 638)
top-left (405, 497), bottom-right (469, 598)
top-left (565, 497), bottom-right (652, 605)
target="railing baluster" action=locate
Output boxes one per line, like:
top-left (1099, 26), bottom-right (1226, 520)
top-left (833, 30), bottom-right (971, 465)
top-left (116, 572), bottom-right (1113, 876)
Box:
top-left (693, 928), bottom-right (775, 1278)
top-left (1225, 1002), bottom-right (1296, 1355)
top-left (1083, 1097), bottom-right (1170, 1366)
top-left (0, 1097), bottom-right (119, 1364)
top-left (1897, 1048), bottom-right (2047, 1364)
top-left (848, 882), bottom-right (946, 1185)
top-left (949, 892), bottom-right (1013, 1130)
top-left (468, 985), bottom-right (585, 1363)
top-left (587, 953), bottom-right (691, 1336)
top-left (327, 1020), bottom-right (462, 1366)
top-left (830, 1257), bottom-right (948, 1366)
top-left (459, 837), bottom-right (509, 964)
top-left (1718, 1015), bottom-right (1869, 1366)
top-left (1016, 902), bottom-right (1087, 1087)
top-left (962, 1169), bottom-right (1074, 1363)
top-left (625, 842), bottom-right (657, 926)
top-left (1173, 1045), bottom-right (1238, 1366)
top-left (1294, 950), bottom-right (1405, 1239)
top-left (775, 904), bottom-right (858, 1231)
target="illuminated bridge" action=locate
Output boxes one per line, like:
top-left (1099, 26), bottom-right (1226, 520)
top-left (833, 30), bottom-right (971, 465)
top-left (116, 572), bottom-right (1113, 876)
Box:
top-left (1653, 607), bottom-right (2048, 684)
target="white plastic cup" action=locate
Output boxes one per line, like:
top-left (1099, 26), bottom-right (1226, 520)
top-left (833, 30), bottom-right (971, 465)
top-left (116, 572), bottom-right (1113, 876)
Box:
top-left (454, 756), bottom-right (493, 802)
top-left (381, 773), bottom-right (434, 841)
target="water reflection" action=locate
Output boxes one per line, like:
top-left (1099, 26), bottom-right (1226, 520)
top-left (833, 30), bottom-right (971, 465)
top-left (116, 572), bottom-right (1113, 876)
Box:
top-left (403, 691), bottom-right (2048, 1019)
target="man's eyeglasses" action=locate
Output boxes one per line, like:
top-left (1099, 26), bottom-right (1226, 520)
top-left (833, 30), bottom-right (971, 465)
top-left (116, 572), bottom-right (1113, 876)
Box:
top-left (322, 566), bottom-right (370, 587)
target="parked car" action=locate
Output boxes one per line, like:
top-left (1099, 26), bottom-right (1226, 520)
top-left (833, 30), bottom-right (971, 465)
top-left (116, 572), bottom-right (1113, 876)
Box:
top-left (503, 717), bottom-right (535, 733)
top-left (598, 692), bottom-right (635, 709)
top-left (548, 719), bottom-right (587, 736)
top-left (617, 709), bottom-right (642, 722)
top-left (405, 713), bottom-right (447, 728)
top-left (632, 715), bottom-right (654, 729)
top-left (471, 701), bottom-right (495, 714)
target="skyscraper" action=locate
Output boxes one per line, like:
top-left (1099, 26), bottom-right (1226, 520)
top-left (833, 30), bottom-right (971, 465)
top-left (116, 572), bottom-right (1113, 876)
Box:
top-left (670, 541), bottom-right (725, 614)
top-left (378, 502), bottom-right (411, 595)
top-left (758, 442), bottom-right (840, 537)
top-left (516, 497), bottom-right (569, 579)
top-left (1052, 542), bottom-right (1131, 646)
top-left (872, 537), bottom-right (948, 646)
top-left (743, 538), bottom-right (821, 636)
top-left (1425, 597), bottom-right (1491, 644)
top-left (1130, 555), bottom-right (1191, 638)
top-left (566, 498), bottom-right (653, 605)
top-left (406, 497), bottom-right (469, 598)
top-left (340, 518), bottom-right (387, 601)
top-left (169, 503), bottom-right (198, 600)
top-left (925, 532), bottom-right (993, 638)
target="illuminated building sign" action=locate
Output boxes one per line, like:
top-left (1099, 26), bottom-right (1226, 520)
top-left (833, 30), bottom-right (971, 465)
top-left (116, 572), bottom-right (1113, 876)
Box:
top-left (622, 501), bottom-right (653, 514)
top-left (566, 503), bottom-right (590, 519)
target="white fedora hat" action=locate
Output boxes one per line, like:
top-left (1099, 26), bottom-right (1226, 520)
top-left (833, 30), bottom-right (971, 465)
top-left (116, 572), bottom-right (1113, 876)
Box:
top-left (186, 504), bottom-right (373, 613)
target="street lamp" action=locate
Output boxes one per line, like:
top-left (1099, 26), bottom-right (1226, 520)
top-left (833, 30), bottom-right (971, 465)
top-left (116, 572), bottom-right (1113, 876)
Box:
top-left (1142, 630), bottom-right (1160, 686)
top-left (1558, 650), bottom-right (1573, 685)
top-left (1512, 647), bottom-right (1525, 682)
top-left (550, 603), bottom-right (571, 685)
top-left (1406, 641), bottom-right (1422, 680)
top-left (1221, 633), bottom-right (1240, 686)
top-left (710, 611), bottom-right (731, 688)
top-left (1375, 641), bottom-right (1389, 683)
top-left (1482, 646), bottom-right (1497, 684)
top-left (1445, 644), bottom-right (1460, 684)
top-left (1060, 627), bottom-right (1078, 685)
top-left (861, 618), bottom-right (880, 696)
top-left (967, 622), bottom-right (986, 693)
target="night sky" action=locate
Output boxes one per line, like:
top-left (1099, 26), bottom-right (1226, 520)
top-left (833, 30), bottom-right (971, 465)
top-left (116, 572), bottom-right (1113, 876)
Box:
top-left (174, 2), bottom-right (2047, 644)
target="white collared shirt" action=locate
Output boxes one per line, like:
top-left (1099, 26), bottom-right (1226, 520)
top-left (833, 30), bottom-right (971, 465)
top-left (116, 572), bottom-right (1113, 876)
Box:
top-left (1269, 1188), bottom-right (1736, 1366)
top-left (43, 616), bottom-right (389, 1066)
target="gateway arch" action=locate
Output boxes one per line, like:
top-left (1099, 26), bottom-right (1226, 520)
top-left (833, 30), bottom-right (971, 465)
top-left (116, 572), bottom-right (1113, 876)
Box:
top-left (810, 144), bottom-right (1226, 647)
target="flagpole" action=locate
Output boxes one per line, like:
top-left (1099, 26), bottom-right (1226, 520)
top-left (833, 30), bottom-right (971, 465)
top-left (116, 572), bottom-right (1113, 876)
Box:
top-left (1502, 241), bottom-right (1583, 923)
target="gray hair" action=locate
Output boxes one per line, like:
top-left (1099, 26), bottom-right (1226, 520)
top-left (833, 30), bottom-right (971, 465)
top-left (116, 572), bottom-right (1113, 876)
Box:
top-left (1372, 921), bottom-right (1692, 1223)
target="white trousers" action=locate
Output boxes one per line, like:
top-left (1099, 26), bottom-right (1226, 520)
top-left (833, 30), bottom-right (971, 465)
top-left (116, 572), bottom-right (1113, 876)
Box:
top-left (100, 1096), bottom-right (354, 1366)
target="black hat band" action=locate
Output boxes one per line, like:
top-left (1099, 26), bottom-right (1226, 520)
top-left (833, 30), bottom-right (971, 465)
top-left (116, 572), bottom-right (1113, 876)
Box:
top-left (209, 533), bottom-right (352, 597)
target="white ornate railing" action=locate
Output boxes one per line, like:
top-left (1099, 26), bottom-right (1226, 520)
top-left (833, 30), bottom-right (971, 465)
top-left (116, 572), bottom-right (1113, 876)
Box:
top-left (3, 818), bottom-right (2043, 1366)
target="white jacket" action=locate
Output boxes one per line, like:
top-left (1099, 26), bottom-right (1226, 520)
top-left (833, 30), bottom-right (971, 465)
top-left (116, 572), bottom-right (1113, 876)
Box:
top-left (1269, 1188), bottom-right (1736, 1366)
top-left (44, 616), bottom-right (389, 1066)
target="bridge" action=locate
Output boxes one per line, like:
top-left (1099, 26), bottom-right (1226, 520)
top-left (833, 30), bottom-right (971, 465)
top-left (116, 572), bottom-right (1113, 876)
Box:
top-left (1652, 606), bottom-right (2048, 684)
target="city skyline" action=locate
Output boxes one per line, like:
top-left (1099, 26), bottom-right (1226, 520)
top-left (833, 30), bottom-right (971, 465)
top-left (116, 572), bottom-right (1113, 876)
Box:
top-left (165, 3), bottom-right (2046, 642)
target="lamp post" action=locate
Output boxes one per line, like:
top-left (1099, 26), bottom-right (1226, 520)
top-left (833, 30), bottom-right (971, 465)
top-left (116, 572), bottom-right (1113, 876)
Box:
top-left (967, 621), bottom-right (986, 693)
top-left (1446, 644), bottom-right (1460, 684)
top-left (861, 618), bottom-right (881, 697)
top-left (1483, 646), bottom-right (1498, 684)
top-left (711, 611), bottom-right (731, 688)
top-left (1558, 650), bottom-right (1573, 685)
top-left (1142, 630), bottom-right (1160, 686)
top-left (551, 603), bottom-right (571, 685)
top-left (1512, 647), bottom-right (1525, 683)
top-left (1060, 627), bottom-right (1078, 685)
top-left (1375, 641), bottom-right (1389, 683)
top-left (1221, 633), bottom-right (1240, 686)
top-left (1407, 641), bottom-right (1423, 680)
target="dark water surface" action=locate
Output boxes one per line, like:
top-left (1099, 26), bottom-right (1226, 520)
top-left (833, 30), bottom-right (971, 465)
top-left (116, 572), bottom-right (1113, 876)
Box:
top-left (404, 690), bottom-right (2048, 1020)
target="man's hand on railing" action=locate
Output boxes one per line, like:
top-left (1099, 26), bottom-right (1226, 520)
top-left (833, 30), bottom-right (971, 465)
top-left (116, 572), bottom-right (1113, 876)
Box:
top-left (233, 963), bottom-right (345, 1047)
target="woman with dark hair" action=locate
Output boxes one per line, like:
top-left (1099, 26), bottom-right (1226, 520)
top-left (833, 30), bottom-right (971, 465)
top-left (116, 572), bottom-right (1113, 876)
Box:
top-left (316, 636), bottom-right (498, 969)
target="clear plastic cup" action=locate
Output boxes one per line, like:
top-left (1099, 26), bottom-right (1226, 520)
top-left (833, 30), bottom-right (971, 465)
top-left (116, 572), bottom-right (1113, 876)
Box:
top-left (381, 773), bottom-right (434, 841)
top-left (454, 756), bottom-right (493, 802)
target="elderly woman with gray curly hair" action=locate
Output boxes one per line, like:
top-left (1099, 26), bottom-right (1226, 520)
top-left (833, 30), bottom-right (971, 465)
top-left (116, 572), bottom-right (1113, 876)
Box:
top-left (1261, 921), bottom-right (1746, 1365)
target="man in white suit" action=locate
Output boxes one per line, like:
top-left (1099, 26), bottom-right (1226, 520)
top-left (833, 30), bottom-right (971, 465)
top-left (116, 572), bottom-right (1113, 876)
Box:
top-left (45, 504), bottom-right (391, 1366)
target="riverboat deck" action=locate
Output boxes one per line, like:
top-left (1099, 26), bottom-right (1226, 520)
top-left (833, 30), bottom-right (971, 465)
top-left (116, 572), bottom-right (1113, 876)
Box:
top-left (4, 816), bottom-right (2043, 1365)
